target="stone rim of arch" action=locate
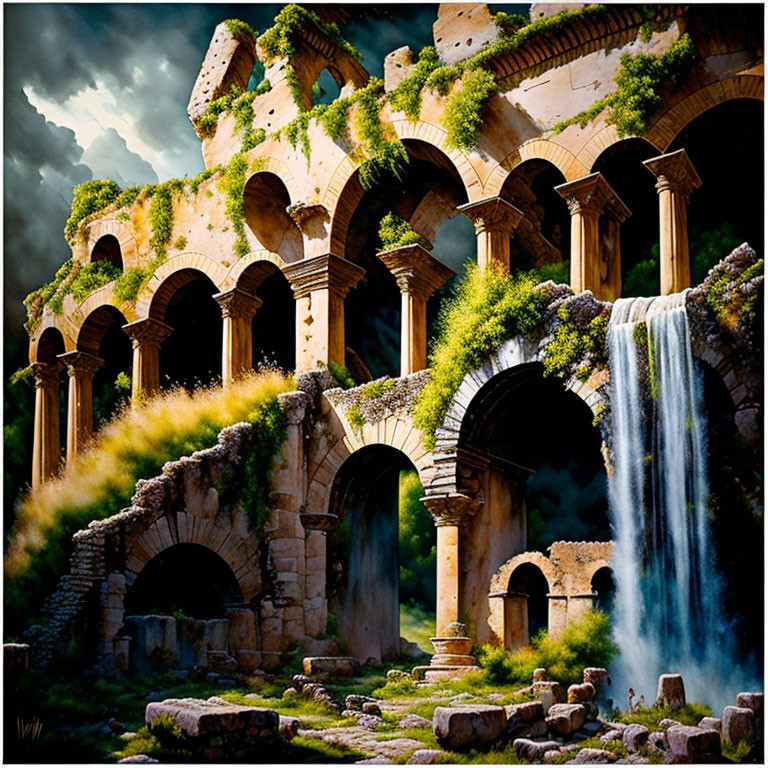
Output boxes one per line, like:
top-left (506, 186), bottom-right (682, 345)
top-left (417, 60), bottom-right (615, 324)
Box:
top-left (85, 218), bottom-right (137, 263)
top-left (245, 156), bottom-right (300, 205)
top-left (422, 336), bottom-right (608, 500)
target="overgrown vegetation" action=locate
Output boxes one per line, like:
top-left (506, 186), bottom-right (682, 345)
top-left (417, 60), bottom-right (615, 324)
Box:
top-left (612, 703), bottom-right (712, 730)
top-left (478, 609), bottom-right (618, 687)
top-left (5, 371), bottom-right (294, 635)
top-left (553, 33), bottom-right (696, 137)
top-left (542, 302), bottom-right (609, 382)
top-left (220, 153), bottom-right (250, 256)
top-left (378, 212), bottom-right (423, 252)
top-left (388, 46), bottom-right (441, 120)
top-left (412, 264), bottom-right (548, 449)
top-left (442, 68), bottom-right (498, 151)
top-left (64, 180), bottom-right (121, 242)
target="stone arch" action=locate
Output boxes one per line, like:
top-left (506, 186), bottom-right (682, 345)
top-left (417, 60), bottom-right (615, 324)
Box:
top-left (243, 172), bottom-right (303, 262)
top-left (77, 285), bottom-right (136, 324)
top-left (324, 129), bottom-right (481, 258)
top-left (32, 325), bottom-right (67, 364)
top-left (224, 250), bottom-right (285, 292)
top-left (423, 336), bottom-right (607, 500)
top-left (124, 511), bottom-right (262, 602)
top-left (76, 304), bottom-right (128, 356)
top-left (646, 74), bottom-right (763, 152)
top-left (86, 219), bottom-right (137, 263)
top-left (29, 319), bottom-right (75, 363)
top-left (135, 253), bottom-right (227, 319)
top-left (484, 139), bottom-right (586, 197)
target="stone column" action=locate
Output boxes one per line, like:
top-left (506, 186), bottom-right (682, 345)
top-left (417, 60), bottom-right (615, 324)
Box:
top-left (59, 350), bottom-right (103, 460)
top-left (377, 244), bottom-right (455, 375)
top-left (213, 289), bottom-right (262, 386)
top-left (122, 318), bottom-right (173, 399)
top-left (300, 511), bottom-right (339, 637)
top-left (31, 360), bottom-right (63, 489)
top-left (555, 173), bottom-right (631, 302)
top-left (421, 493), bottom-right (481, 635)
top-left (643, 149), bottom-right (702, 295)
top-left (503, 591), bottom-right (529, 650)
top-left (282, 253), bottom-right (365, 372)
top-left (548, 594), bottom-right (569, 640)
top-left (458, 196), bottom-right (524, 272)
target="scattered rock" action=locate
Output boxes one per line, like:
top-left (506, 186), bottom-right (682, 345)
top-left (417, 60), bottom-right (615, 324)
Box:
top-left (570, 747), bottom-right (618, 763)
top-left (648, 730), bottom-right (667, 752)
top-left (505, 700), bottom-right (543, 723)
top-left (433, 705), bottom-right (507, 750)
top-left (543, 749), bottom-right (562, 763)
top-left (533, 668), bottom-right (547, 682)
top-left (362, 702), bottom-right (382, 716)
top-left (583, 668), bottom-right (610, 689)
top-left (346, 694), bottom-right (379, 712)
top-left (698, 717), bottom-right (721, 734)
top-left (303, 656), bottom-right (361, 677)
top-left (545, 703), bottom-right (587, 736)
top-left (533, 681), bottom-right (567, 704)
top-left (655, 673), bottom-right (686, 710)
top-left (278, 715), bottom-right (300, 741)
top-left (513, 738), bottom-right (561, 761)
top-left (658, 718), bottom-right (682, 731)
top-left (108, 718), bottom-right (126, 734)
top-left (736, 692), bottom-right (763, 720)
top-left (449, 692), bottom-right (473, 703)
top-left (399, 637), bottom-right (425, 660)
top-left (665, 725), bottom-right (721, 763)
top-left (722, 706), bottom-right (755, 744)
top-left (406, 749), bottom-right (443, 764)
top-left (600, 729), bottom-right (623, 744)
top-left (399, 714), bottom-right (432, 730)
top-left (283, 687), bottom-right (298, 698)
top-left (387, 669), bottom-right (411, 682)
top-left (356, 758), bottom-right (393, 765)
top-left (601, 721), bottom-right (627, 732)
top-left (568, 682), bottom-right (596, 703)
top-left (622, 723), bottom-right (650, 752)
top-left (582, 720), bottom-right (602, 736)
top-left (118, 757), bottom-right (159, 764)
top-left (358, 714), bottom-right (383, 730)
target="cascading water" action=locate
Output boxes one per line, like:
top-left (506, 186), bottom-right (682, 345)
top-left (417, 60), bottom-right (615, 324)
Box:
top-left (607, 293), bottom-right (758, 712)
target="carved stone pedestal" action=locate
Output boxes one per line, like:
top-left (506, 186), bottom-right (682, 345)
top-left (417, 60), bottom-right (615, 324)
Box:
top-left (412, 622), bottom-right (481, 682)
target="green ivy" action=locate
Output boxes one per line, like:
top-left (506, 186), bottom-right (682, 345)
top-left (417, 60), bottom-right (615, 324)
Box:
top-left (388, 46), bottom-right (441, 120)
top-left (173, 236), bottom-right (188, 251)
top-left (220, 153), bottom-right (250, 257)
top-left (69, 261), bottom-right (122, 302)
top-left (378, 212), bottom-right (422, 252)
top-left (542, 302), bottom-right (609, 381)
top-left (188, 167), bottom-right (220, 195)
top-left (425, 65), bottom-right (462, 97)
top-left (412, 264), bottom-right (548, 448)
top-left (196, 81), bottom-right (270, 150)
top-left (145, 184), bottom-right (176, 259)
top-left (553, 33), bottom-right (696, 137)
top-left (64, 180), bottom-right (121, 242)
top-left (493, 10), bottom-right (530, 31)
top-left (443, 68), bottom-right (498, 151)
top-left (362, 378), bottom-right (397, 399)
top-left (115, 186), bottom-right (141, 208)
top-left (113, 266), bottom-right (151, 304)
top-left (328, 360), bottom-right (356, 389)
top-left (346, 405), bottom-right (366, 431)
top-left (223, 18), bottom-right (258, 44)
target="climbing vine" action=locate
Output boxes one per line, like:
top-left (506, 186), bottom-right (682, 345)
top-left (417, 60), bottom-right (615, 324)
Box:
top-left (442, 68), bottom-right (498, 151)
top-left (220, 153), bottom-right (250, 257)
top-left (64, 180), bottom-right (121, 242)
top-left (196, 81), bottom-right (271, 152)
top-left (223, 18), bottom-right (257, 44)
top-left (388, 46), bottom-right (441, 120)
top-left (552, 33), bottom-right (696, 137)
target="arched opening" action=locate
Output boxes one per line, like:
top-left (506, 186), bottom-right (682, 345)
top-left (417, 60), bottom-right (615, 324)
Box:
top-left (77, 305), bottom-right (131, 429)
top-left (669, 98), bottom-right (763, 281)
top-left (90, 234), bottom-right (123, 269)
top-left (125, 543), bottom-right (243, 619)
top-left (506, 562), bottom-right (549, 649)
top-left (501, 158), bottom-right (569, 278)
top-left (154, 270), bottom-right (222, 390)
top-left (327, 445), bottom-right (435, 662)
top-left (313, 67), bottom-right (342, 105)
top-left (456, 362), bottom-right (609, 644)
top-left (34, 326), bottom-right (67, 464)
top-left (236, 262), bottom-right (296, 373)
top-left (339, 139), bottom-right (471, 378)
top-left (591, 566), bottom-right (616, 616)
top-left (243, 173), bottom-right (303, 263)
top-left (591, 138), bottom-right (659, 297)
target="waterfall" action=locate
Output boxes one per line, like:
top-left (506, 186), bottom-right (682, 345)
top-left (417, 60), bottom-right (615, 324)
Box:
top-left (607, 293), bottom-right (758, 712)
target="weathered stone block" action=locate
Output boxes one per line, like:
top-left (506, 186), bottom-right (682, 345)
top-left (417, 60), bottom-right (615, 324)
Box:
top-left (433, 705), bottom-right (507, 750)
top-left (545, 703), bottom-right (586, 735)
top-left (655, 673), bottom-right (686, 710)
top-left (722, 706), bottom-right (755, 744)
top-left (513, 738), bottom-right (561, 761)
top-left (278, 714), bottom-right (300, 741)
top-left (533, 680), bottom-right (567, 704)
top-left (648, 730), bottom-right (668, 752)
top-left (505, 700), bottom-right (543, 723)
top-left (533, 667), bottom-right (547, 682)
top-left (736, 692), bottom-right (763, 719)
top-left (570, 747), bottom-right (618, 763)
top-left (303, 656), bottom-right (360, 677)
top-left (384, 46), bottom-right (415, 93)
top-left (622, 723), bottom-right (650, 752)
top-left (583, 668), bottom-right (610, 689)
top-left (568, 682), bottom-right (596, 703)
top-left (665, 725), bottom-right (721, 763)
top-left (406, 749), bottom-right (442, 764)
top-left (698, 717), bottom-right (721, 734)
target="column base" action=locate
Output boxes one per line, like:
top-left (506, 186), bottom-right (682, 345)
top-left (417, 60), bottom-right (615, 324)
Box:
top-left (412, 664), bottom-right (482, 682)
top-left (411, 628), bottom-right (480, 682)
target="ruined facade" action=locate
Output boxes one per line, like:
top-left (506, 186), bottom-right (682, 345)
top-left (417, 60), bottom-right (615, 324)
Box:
top-left (23, 4), bottom-right (763, 673)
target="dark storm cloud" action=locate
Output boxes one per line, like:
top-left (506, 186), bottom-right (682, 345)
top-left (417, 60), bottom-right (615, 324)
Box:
top-left (81, 129), bottom-right (159, 189)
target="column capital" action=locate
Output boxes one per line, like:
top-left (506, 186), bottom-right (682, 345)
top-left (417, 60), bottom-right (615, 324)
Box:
top-left (555, 172), bottom-right (631, 223)
top-left (32, 360), bottom-right (63, 389)
top-left (458, 197), bottom-right (524, 235)
top-left (282, 253), bottom-right (365, 300)
top-left (58, 350), bottom-right (104, 379)
top-left (286, 201), bottom-right (330, 234)
top-left (420, 492), bottom-right (482, 527)
top-left (122, 318), bottom-right (173, 350)
top-left (300, 510), bottom-right (339, 531)
top-left (213, 288), bottom-right (262, 320)
top-left (643, 148), bottom-right (702, 200)
top-left (378, 244), bottom-right (455, 300)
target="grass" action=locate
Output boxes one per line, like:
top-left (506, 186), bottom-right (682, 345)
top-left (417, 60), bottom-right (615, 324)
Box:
top-left (612, 703), bottom-right (712, 730)
top-left (5, 370), bottom-right (294, 634)
top-left (400, 603), bottom-right (435, 654)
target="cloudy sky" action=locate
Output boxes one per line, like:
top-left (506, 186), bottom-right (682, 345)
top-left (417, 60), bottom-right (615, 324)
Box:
top-left (3, 2), bottom-right (525, 347)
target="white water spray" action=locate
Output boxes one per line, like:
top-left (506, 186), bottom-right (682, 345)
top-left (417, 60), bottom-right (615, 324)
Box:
top-left (607, 293), bottom-right (758, 712)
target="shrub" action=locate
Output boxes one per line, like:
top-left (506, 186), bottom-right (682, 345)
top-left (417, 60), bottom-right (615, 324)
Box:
top-left (113, 266), bottom-right (149, 303)
top-left (5, 371), bottom-right (294, 633)
top-left (443, 68), bottom-right (498, 151)
top-left (412, 264), bottom-right (547, 448)
top-left (65, 180), bottom-right (121, 242)
top-left (378, 212), bottom-right (422, 252)
top-left (69, 261), bottom-right (121, 302)
top-left (478, 609), bottom-right (618, 687)
top-left (398, 471), bottom-right (436, 611)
